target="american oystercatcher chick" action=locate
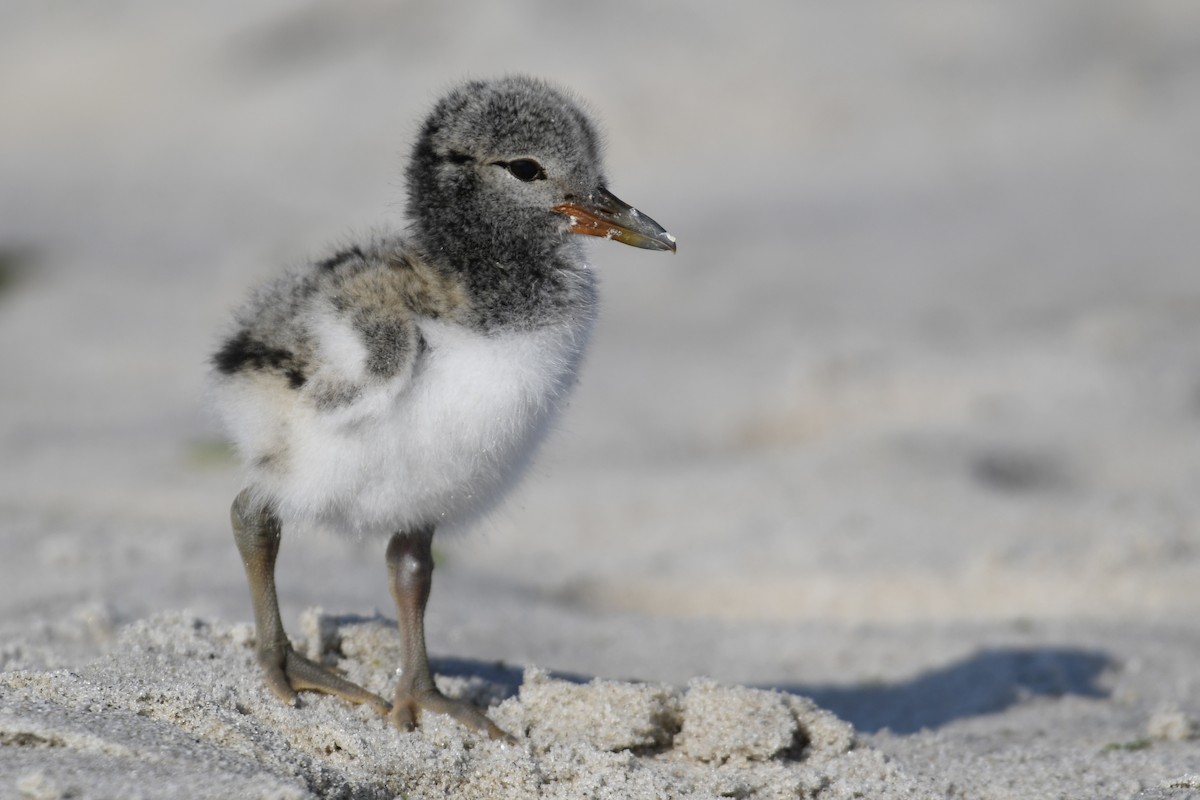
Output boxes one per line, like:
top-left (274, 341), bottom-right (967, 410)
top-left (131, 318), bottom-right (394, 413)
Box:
top-left (210, 76), bottom-right (675, 741)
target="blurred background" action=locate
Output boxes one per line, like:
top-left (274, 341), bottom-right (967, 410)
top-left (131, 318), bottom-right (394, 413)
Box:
top-left (2, 0), bottom-right (1200, 697)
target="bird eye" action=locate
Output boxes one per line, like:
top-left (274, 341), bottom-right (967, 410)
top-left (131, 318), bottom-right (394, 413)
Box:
top-left (502, 159), bottom-right (546, 182)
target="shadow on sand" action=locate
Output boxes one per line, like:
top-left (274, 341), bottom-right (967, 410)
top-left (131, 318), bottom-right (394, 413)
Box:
top-left (374, 609), bottom-right (1111, 739)
top-left (431, 646), bottom-right (1112, 736)
top-left (773, 646), bottom-right (1112, 734)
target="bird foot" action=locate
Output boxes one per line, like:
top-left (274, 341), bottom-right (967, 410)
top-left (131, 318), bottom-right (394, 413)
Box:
top-left (257, 644), bottom-right (391, 716)
top-left (389, 686), bottom-right (517, 744)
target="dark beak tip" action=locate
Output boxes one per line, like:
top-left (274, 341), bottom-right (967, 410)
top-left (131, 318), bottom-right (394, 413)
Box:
top-left (648, 229), bottom-right (677, 253)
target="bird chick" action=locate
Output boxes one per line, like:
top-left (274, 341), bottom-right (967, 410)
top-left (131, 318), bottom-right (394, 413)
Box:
top-left (211, 76), bottom-right (675, 741)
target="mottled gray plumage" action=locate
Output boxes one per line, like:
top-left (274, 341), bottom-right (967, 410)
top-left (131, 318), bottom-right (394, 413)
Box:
top-left (209, 76), bottom-right (674, 740)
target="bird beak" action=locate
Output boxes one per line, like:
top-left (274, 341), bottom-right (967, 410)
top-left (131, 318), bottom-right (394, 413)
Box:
top-left (553, 187), bottom-right (677, 253)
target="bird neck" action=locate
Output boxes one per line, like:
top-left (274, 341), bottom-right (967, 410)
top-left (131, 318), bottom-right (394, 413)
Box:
top-left (410, 221), bottom-right (593, 333)
top-left (412, 211), bottom-right (561, 272)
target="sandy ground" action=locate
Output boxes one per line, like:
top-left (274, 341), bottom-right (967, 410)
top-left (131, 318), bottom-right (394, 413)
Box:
top-left (3, 2), bottom-right (1200, 798)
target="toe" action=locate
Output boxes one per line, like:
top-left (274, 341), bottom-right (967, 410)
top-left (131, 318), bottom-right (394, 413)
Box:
top-left (389, 703), bottom-right (418, 732)
top-left (432, 697), bottom-right (516, 744)
top-left (283, 650), bottom-right (390, 714)
top-left (254, 646), bottom-right (390, 714)
top-left (262, 663), bottom-right (300, 706)
top-left (392, 688), bottom-right (517, 743)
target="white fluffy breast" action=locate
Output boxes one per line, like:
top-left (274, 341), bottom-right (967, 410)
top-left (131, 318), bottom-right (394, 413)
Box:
top-left (256, 314), bottom-right (593, 537)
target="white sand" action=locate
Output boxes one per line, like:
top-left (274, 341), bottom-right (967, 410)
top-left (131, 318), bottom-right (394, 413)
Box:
top-left (3, 2), bottom-right (1200, 798)
top-left (2, 613), bottom-right (911, 799)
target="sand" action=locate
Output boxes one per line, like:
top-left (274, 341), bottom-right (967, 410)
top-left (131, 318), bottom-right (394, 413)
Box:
top-left (2, 613), bottom-right (906, 799)
top-left (3, 1), bottom-right (1200, 798)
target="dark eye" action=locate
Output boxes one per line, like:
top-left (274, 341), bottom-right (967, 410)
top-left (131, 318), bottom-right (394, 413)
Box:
top-left (503, 158), bottom-right (545, 182)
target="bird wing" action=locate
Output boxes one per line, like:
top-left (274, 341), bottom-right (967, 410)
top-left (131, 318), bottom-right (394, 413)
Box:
top-left (299, 266), bottom-right (423, 419)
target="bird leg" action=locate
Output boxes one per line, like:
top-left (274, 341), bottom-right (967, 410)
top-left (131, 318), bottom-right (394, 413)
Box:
top-left (385, 529), bottom-right (515, 743)
top-left (231, 489), bottom-right (390, 715)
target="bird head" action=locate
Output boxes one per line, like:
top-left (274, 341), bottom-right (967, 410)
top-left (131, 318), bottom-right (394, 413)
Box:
top-left (407, 76), bottom-right (675, 265)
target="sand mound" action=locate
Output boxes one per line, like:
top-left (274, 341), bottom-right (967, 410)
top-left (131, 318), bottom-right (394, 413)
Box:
top-left (0, 612), bottom-right (930, 799)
